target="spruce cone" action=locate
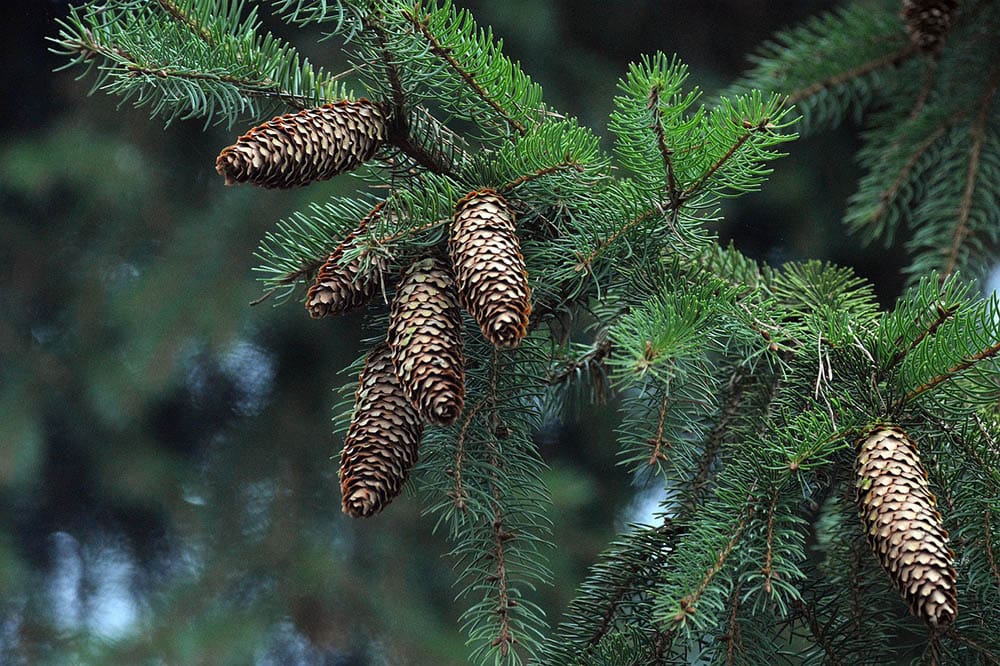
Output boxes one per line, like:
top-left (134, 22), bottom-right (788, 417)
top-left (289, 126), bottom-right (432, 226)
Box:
top-left (902, 0), bottom-right (959, 52)
top-left (449, 190), bottom-right (531, 348)
top-left (339, 343), bottom-right (424, 518)
top-left (215, 99), bottom-right (386, 189)
top-left (387, 257), bottom-right (465, 425)
top-left (855, 426), bottom-right (958, 628)
top-left (306, 203), bottom-right (385, 318)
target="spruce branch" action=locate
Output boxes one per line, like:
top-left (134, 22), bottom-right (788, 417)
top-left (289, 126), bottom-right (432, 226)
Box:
top-left (902, 340), bottom-right (1000, 405)
top-left (943, 61), bottom-right (1000, 277)
top-left (784, 43), bottom-right (918, 107)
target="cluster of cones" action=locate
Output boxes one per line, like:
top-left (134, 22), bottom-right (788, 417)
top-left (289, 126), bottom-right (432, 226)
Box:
top-left (217, 101), bottom-right (530, 518)
top-left (215, 99), bottom-right (959, 628)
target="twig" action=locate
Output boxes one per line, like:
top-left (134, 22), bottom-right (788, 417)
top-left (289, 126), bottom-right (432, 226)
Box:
top-left (867, 109), bottom-right (967, 234)
top-left (785, 44), bottom-right (918, 105)
top-left (793, 599), bottom-right (844, 666)
top-left (672, 498), bottom-right (754, 626)
top-left (902, 340), bottom-right (1000, 404)
top-left (648, 391), bottom-right (672, 465)
top-left (405, 2), bottom-right (526, 136)
top-left (649, 84), bottom-right (681, 207)
top-left (943, 62), bottom-right (1000, 277)
top-left (500, 162), bottom-right (584, 193)
top-left (154, 0), bottom-right (214, 46)
top-left (761, 488), bottom-right (779, 595)
top-left (885, 299), bottom-right (959, 373)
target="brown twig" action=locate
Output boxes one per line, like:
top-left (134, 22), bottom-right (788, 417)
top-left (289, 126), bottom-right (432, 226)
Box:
top-left (405, 3), bottom-right (526, 136)
top-left (793, 599), bottom-right (845, 666)
top-left (866, 110), bottom-right (967, 236)
top-left (649, 84), bottom-right (681, 207)
top-left (902, 340), bottom-right (1000, 405)
top-left (648, 391), bottom-right (672, 465)
top-left (943, 62), bottom-right (1000, 277)
top-left (785, 44), bottom-right (918, 106)
top-left (500, 162), bottom-right (584, 193)
top-left (884, 299), bottom-right (959, 373)
top-left (154, 0), bottom-right (215, 46)
top-left (672, 501), bottom-right (754, 626)
top-left (761, 488), bottom-right (779, 595)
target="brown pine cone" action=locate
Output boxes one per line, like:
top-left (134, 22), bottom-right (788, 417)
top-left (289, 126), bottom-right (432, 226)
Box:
top-left (339, 343), bottom-right (424, 518)
top-left (855, 426), bottom-right (958, 628)
top-left (306, 203), bottom-right (386, 318)
top-left (215, 99), bottom-right (386, 189)
top-left (387, 257), bottom-right (465, 426)
top-left (449, 190), bottom-right (531, 348)
top-left (902, 0), bottom-right (959, 52)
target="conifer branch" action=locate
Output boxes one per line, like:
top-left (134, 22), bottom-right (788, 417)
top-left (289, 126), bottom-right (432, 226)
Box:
top-left (793, 599), bottom-right (844, 666)
top-left (500, 162), bottom-right (584, 194)
top-left (672, 502), bottom-right (753, 626)
top-left (943, 62), bottom-right (1000, 277)
top-left (761, 488), bottom-right (779, 595)
top-left (885, 300), bottom-right (957, 372)
top-left (867, 110), bottom-right (967, 235)
top-left (404, 3), bottom-right (527, 136)
top-left (154, 0), bottom-right (214, 46)
top-left (986, 512), bottom-right (1000, 589)
top-left (574, 207), bottom-right (659, 273)
top-left (649, 84), bottom-right (681, 206)
top-left (488, 460), bottom-right (516, 658)
top-left (584, 522), bottom-right (681, 650)
top-left (724, 584), bottom-right (743, 666)
top-left (681, 120), bottom-right (768, 199)
top-left (902, 340), bottom-right (1000, 404)
top-left (648, 390), bottom-right (672, 465)
top-left (947, 629), bottom-right (1000, 665)
top-left (784, 44), bottom-right (918, 106)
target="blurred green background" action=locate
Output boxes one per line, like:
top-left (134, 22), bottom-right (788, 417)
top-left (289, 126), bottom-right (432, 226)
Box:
top-left (0, 1), bottom-right (919, 663)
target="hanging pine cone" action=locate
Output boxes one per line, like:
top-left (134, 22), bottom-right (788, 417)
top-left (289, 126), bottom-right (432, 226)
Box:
top-left (306, 203), bottom-right (386, 318)
top-left (215, 99), bottom-right (386, 189)
top-left (902, 0), bottom-right (959, 52)
top-left (339, 343), bottom-right (424, 518)
top-left (449, 190), bottom-right (531, 348)
top-left (855, 426), bottom-right (957, 628)
top-left (387, 257), bottom-right (465, 425)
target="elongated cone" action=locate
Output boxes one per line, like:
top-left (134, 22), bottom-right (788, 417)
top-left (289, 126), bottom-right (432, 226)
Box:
top-left (449, 190), bottom-right (531, 348)
top-left (339, 343), bottom-right (424, 518)
top-left (387, 257), bottom-right (465, 425)
top-left (306, 203), bottom-right (385, 318)
top-left (855, 426), bottom-right (957, 628)
top-left (215, 99), bottom-right (386, 189)
top-left (902, 0), bottom-right (958, 52)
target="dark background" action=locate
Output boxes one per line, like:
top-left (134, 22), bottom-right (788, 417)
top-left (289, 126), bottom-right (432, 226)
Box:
top-left (0, 2), bottom-right (908, 663)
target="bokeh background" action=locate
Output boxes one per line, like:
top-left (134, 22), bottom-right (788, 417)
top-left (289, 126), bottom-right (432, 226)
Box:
top-left (0, 1), bottom-right (951, 663)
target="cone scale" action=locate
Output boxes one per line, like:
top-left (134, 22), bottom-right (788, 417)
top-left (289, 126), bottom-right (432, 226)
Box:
top-left (306, 202), bottom-right (385, 318)
top-left (855, 426), bottom-right (957, 628)
top-left (387, 257), bottom-right (465, 426)
top-left (339, 343), bottom-right (424, 518)
top-left (449, 190), bottom-right (531, 348)
top-left (215, 99), bottom-right (386, 189)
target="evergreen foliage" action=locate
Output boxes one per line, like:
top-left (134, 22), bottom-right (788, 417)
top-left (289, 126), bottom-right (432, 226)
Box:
top-left (51, 0), bottom-right (1000, 663)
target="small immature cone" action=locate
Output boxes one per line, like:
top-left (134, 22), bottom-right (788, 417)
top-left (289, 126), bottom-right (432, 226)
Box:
top-left (902, 0), bottom-right (959, 52)
top-left (215, 99), bottom-right (386, 189)
top-left (306, 203), bottom-right (385, 318)
top-left (387, 257), bottom-right (465, 425)
top-left (449, 190), bottom-right (531, 348)
top-left (855, 426), bottom-right (958, 628)
top-left (339, 343), bottom-right (424, 518)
